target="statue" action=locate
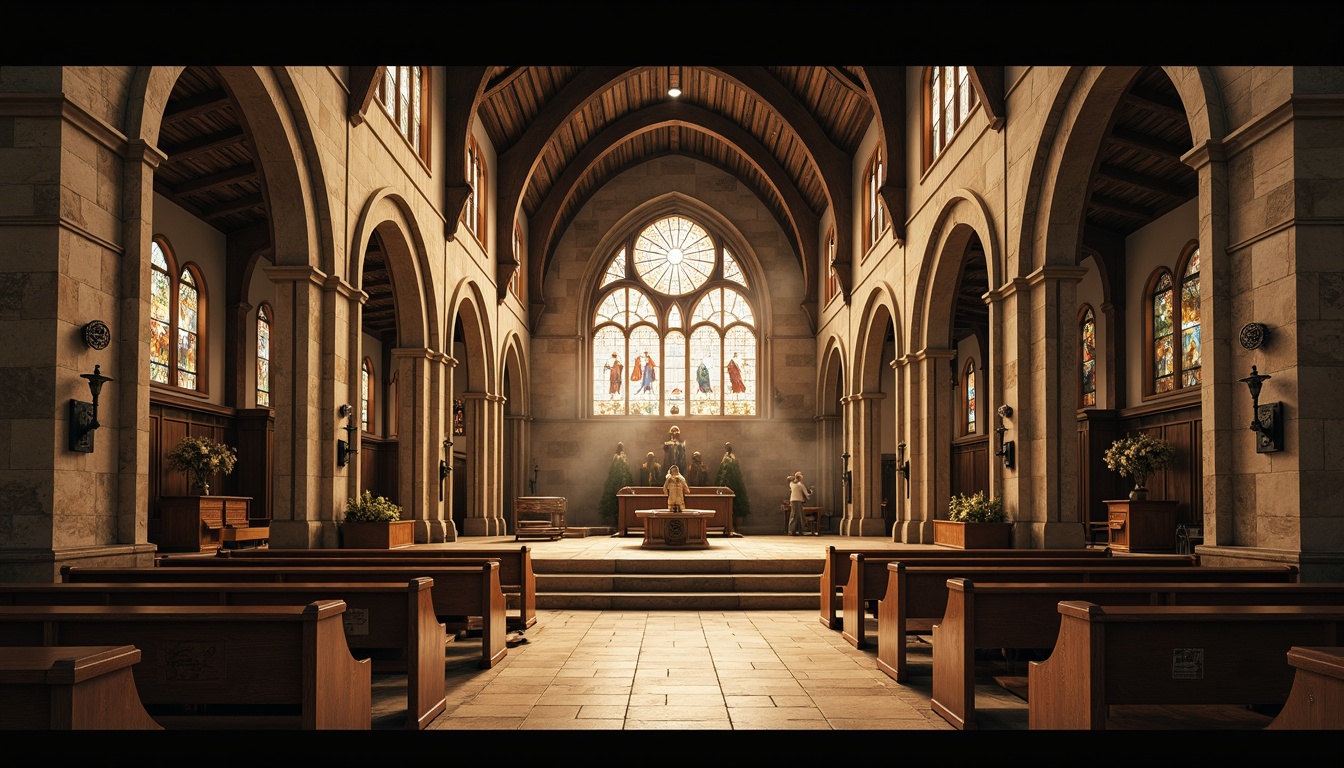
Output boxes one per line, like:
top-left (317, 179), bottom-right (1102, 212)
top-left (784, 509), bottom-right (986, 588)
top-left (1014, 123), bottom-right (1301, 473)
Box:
top-left (686, 450), bottom-right (710, 486)
top-left (663, 465), bottom-right (691, 512)
top-left (599, 441), bottom-right (634, 523)
top-left (638, 451), bottom-right (663, 487)
top-left (715, 441), bottom-right (751, 520)
top-left (662, 425), bottom-right (687, 474)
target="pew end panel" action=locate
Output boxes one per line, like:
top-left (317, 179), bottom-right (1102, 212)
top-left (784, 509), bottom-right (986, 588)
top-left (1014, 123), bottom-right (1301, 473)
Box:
top-left (0, 645), bottom-right (163, 730)
top-left (1268, 646), bottom-right (1344, 730)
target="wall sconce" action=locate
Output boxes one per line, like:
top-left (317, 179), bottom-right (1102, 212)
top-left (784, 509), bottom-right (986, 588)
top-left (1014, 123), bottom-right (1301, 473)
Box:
top-left (439, 438), bottom-right (453, 501)
top-left (69, 364), bottom-right (112, 453)
top-left (840, 451), bottom-right (852, 504)
top-left (994, 404), bottom-right (1015, 470)
top-left (336, 404), bottom-right (358, 467)
top-left (531, 460), bottom-right (540, 496)
top-left (896, 441), bottom-right (910, 499)
top-left (1239, 365), bottom-right (1283, 453)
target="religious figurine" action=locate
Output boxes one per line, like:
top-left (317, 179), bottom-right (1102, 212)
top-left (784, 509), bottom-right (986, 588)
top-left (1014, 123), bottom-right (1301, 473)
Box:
top-left (662, 424), bottom-right (687, 473)
top-left (599, 441), bottom-right (634, 523)
top-left (686, 450), bottom-right (710, 486)
top-left (638, 451), bottom-right (663, 487)
top-left (663, 464), bottom-right (691, 512)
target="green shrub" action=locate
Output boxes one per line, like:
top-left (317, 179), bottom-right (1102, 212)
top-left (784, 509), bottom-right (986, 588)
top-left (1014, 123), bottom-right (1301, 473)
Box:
top-left (947, 491), bottom-right (1006, 523)
top-left (344, 490), bottom-right (402, 523)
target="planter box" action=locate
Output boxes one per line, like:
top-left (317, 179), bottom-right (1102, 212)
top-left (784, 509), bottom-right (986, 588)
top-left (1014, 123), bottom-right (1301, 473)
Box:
top-left (341, 519), bottom-right (415, 549)
top-left (933, 520), bottom-right (1012, 549)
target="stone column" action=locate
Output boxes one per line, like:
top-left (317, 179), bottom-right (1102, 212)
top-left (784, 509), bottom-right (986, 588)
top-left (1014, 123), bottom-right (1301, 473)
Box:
top-left (461, 391), bottom-right (507, 535)
top-left (816, 412), bottom-right (842, 530)
top-left (391, 347), bottom-right (435, 538)
top-left (264, 265), bottom-right (330, 548)
top-left (892, 355), bottom-right (916, 541)
top-left (846, 391), bottom-right (888, 536)
top-left (1024, 265), bottom-right (1088, 548)
top-left (421, 351), bottom-right (452, 542)
top-left (906, 349), bottom-right (956, 544)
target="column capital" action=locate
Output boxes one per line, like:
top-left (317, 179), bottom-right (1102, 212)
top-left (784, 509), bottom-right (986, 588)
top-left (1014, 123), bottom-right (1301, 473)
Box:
top-left (322, 274), bottom-right (365, 301)
top-left (390, 347), bottom-right (435, 361)
top-left (985, 276), bottom-right (1032, 302)
top-left (909, 348), bottom-right (957, 362)
top-left (1023, 265), bottom-right (1089, 288)
top-left (264, 265), bottom-right (329, 286)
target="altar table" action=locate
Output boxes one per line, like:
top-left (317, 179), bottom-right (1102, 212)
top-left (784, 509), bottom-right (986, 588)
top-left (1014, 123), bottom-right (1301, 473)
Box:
top-left (635, 509), bottom-right (714, 549)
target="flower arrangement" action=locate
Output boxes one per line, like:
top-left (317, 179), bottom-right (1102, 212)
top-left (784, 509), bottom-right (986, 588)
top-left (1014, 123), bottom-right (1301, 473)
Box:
top-left (343, 490), bottom-right (402, 523)
top-left (947, 491), bottom-right (1007, 523)
top-left (165, 435), bottom-right (238, 495)
top-left (1103, 432), bottom-right (1176, 491)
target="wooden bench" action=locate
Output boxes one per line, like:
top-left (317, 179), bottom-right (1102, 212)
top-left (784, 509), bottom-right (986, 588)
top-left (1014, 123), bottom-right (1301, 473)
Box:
top-left (930, 579), bottom-right (1344, 729)
top-left (63, 563), bottom-right (508, 670)
top-left (514, 496), bottom-right (567, 540)
top-left (209, 545), bottom-right (538, 630)
top-left (1027, 601), bottom-right (1344, 729)
top-left (0, 600), bottom-right (370, 729)
top-left (841, 553), bottom-right (1196, 649)
top-left (219, 525), bottom-right (269, 549)
top-left (875, 562), bottom-right (1301, 684)
top-left (1268, 646), bottom-right (1344, 729)
top-left (0, 645), bottom-right (162, 730)
top-left (1, 578), bottom-right (445, 730)
top-left (818, 546), bottom-right (1114, 630)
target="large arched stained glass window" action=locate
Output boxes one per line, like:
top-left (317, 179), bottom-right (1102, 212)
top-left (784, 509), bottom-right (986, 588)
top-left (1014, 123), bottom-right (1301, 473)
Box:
top-left (592, 214), bottom-right (759, 417)
top-left (149, 236), bottom-right (207, 393)
top-left (1148, 242), bottom-right (1201, 397)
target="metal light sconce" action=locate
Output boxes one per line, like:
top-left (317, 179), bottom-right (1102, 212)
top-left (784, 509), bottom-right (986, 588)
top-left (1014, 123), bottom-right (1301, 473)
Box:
top-left (994, 404), bottom-right (1015, 470)
top-left (896, 441), bottom-right (910, 498)
top-left (840, 451), bottom-right (853, 504)
top-left (336, 404), bottom-right (358, 467)
top-left (1239, 365), bottom-right (1283, 453)
top-left (439, 438), bottom-right (453, 501)
top-left (530, 460), bottom-right (539, 496)
top-left (69, 364), bottom-right (112, 453)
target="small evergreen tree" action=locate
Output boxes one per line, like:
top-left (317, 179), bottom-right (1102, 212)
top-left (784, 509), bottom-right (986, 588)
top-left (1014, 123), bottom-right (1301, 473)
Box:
top-left (715, 445), bottom-right (751, 519)
top-left (599, 447), bottom-right (634, 523)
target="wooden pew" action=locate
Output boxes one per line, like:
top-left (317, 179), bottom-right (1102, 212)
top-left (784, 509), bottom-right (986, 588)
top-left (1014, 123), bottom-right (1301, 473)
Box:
top-left (0, 645), bottom-right (162, 730)
top-left (930, 579), bottom-right (1344, 729)
top-left (0, 578), bottom-right (445, 730)
top-left (818, 546), bottom-right (1113, 630)
top-left (0, 600), bottom-right (370, 730)
top-left (1027, 601), bottom-right (1344, 730)
top-left (840, 553), bottom-right (1195, 649)
top-left (63, 562), bottom-right (508, 670)
top-left (875, 562), bottom-right (1301, 683)
top-left (1267, 646), bottom-right (1344, 729)
top-left (202, 545), bottom-right (537, 630)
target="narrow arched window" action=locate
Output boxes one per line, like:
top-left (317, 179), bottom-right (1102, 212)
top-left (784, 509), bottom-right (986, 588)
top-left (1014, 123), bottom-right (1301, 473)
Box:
top-left (1079, 305), bottom-right (1096, 408)
top-left (824, 226), bottom-right (839, 303)
top-left (510, 222), bottom-right (523, 297)
top-left (361, 357), bottom-right (375, 433)
top-left (926, 66), bottom-right (979, 167)
top-left (964, 359), bottom-right (977, 435)
top-left (463, 135), bottom-right (486, 240)
top-left (591, 213), bottom-right (759, 417)
top-left (1148, 242), bottom-right (1202, 397)
top-left (862, 146), bottom-right (886, 251)
top-left (256, 303), bottom-right (272, 407)
top-left (377, 66), bottom-right (429, 161)
top-left (148, 236), bottom-right (207, 393)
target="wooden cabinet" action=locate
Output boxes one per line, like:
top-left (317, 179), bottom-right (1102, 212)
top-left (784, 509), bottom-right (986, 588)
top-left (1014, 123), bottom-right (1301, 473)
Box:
top-left (1104, 499), bottom-right (1180, 553)
top-left (158, 495), bottom-right (251, 553)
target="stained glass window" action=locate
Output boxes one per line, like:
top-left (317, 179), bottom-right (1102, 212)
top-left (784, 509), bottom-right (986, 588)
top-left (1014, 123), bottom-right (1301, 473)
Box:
top-left (256, 303), bottom-right (271, 407)
top-left (1080, 306), bottom-right (1096, 407)
top-left (929, 66), bottom-right (979, 163)
top-left (148, 237), bottom-right (206, 393)
top-left (965, 361), bottom-right (977, 434)
top-left (361, 358), bottom-right (373, 433)
top-left (1152, 271), bottom-right (1175, 393)
top-left (463, 136), bottom-right (485, 238)
top-left (510, 223), bottom-right (522, 297)
top-left (864, 146), bottom-right (886, 250)
top-left (1180, 248), bottom-right (1201, 388)
top-left (824, 227), bottom-right (839, 303)
top-left (591, 214), bottom-right (758, 417)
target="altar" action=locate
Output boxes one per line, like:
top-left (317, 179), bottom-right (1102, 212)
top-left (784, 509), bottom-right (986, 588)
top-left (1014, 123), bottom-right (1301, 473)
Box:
top-left (635, 509), bottom-right (715, 549)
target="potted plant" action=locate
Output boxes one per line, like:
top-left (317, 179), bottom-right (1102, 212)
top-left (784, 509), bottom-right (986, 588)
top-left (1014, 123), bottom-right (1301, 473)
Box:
top-left (934, 491), bottom-right (1012, 549)
top-left (165, 435), bottom-right (238, 495)
top-left (1103, 432), bottom-right (1176, 501)
top-left (341, 490), bottom-right (414, 548)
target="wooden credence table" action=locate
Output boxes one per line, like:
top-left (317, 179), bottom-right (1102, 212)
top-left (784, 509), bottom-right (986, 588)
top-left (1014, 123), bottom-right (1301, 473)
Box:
top-left (636, 509), bottom-right (714, 549)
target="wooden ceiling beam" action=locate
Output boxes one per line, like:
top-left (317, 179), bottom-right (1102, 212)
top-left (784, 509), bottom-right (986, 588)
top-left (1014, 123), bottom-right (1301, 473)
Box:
top-left (1096, 162), bottom-right (1192, 199)
top-left (967, 66), bottom-right (1005, 130)
top-left (161, 126), bottom-right (246, 164)
top-left (347, 66), bottom-right (384, 127)
top-left (171, 163), bottom-right (256, 195)
top-left (1089, 193), bottom-right (1153, 220)
top-left (1124, 86), bottom-right (1186, 121)
top-left (200, 192), bottom-right (264, 220)
top-left (1107, 126), bottom-right (1188, 159)
top-left (162, 88), bottom-right (230, 125)
top-left (823, 67), bottom-right (868, 97)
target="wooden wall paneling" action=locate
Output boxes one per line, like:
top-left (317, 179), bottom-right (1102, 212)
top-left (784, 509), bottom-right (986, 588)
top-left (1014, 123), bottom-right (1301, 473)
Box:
top-left (234, 408), bottom-right (274, 525)
top-left (951, 437), bottom-right (989, 500)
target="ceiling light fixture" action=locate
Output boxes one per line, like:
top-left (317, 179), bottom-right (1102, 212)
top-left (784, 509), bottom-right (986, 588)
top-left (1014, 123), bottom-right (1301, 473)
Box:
top-left (667, 66), bottom-right (682, 99)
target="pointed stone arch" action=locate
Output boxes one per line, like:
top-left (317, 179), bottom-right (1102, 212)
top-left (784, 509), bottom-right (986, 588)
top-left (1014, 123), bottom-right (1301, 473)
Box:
top-left (447, 281), bottom-right (504, 536)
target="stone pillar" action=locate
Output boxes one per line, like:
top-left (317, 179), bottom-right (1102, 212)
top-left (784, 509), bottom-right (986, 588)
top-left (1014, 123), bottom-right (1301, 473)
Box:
top-left (504, 410), bottom-right (530, 528)
top-left (1024, 265), bottom-right (1088, 548)
top-left (987, 276), bottom-right (1027, 544)
top-left (264, 265), bottom-right (331, 548)
top-left (461, 391), bottom-right (506, 535)
top-left (902, 349), bottom-right (955, 543)
top-left (421, 351), bottom-right (452, 542)
top-left (844, 391), bottom-right (887, 537)
top-left (816, 412), bottom-right (842, 529)
top-left (892, 355), bottom-right (917, 541)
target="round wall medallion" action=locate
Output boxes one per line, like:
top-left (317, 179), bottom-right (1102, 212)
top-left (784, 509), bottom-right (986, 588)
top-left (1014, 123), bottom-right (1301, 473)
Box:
top-left (82, 320), bottom-right (111, 350)
top-left (1238, 322), bottom-right (1268, 350)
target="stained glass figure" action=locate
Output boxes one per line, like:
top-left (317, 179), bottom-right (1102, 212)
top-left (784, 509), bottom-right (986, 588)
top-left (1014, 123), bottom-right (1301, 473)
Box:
top-left (1153, 272), bottom-right (1174, 393)
top-left (965, 361), bottom-right (977, 434)
top-left (1181, 249), bottom-right (1201, 387)
top-left (1080, 306), bottom-right (1096, 407)
top-left (176, 269), bottom-right (199, 390)
top-left (150, 242), bottom-right (171, 384)
top-left (257, 304), bottom-right (271, 407)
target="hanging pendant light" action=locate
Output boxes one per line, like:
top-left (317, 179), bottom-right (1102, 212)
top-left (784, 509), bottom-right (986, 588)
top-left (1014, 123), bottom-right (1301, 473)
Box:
top-left (667, 66), bottom-right (682, 98)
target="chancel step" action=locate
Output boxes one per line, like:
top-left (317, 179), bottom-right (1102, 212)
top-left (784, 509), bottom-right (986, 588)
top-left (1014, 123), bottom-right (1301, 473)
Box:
top-left (533, 557), bottom-right (821, 610)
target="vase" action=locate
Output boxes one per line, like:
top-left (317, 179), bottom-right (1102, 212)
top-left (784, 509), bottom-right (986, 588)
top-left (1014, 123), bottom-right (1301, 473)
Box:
top-left (192, 476), bottom-right (211, 496)
top-left (1128, 475), bottom-right (1148, 501)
